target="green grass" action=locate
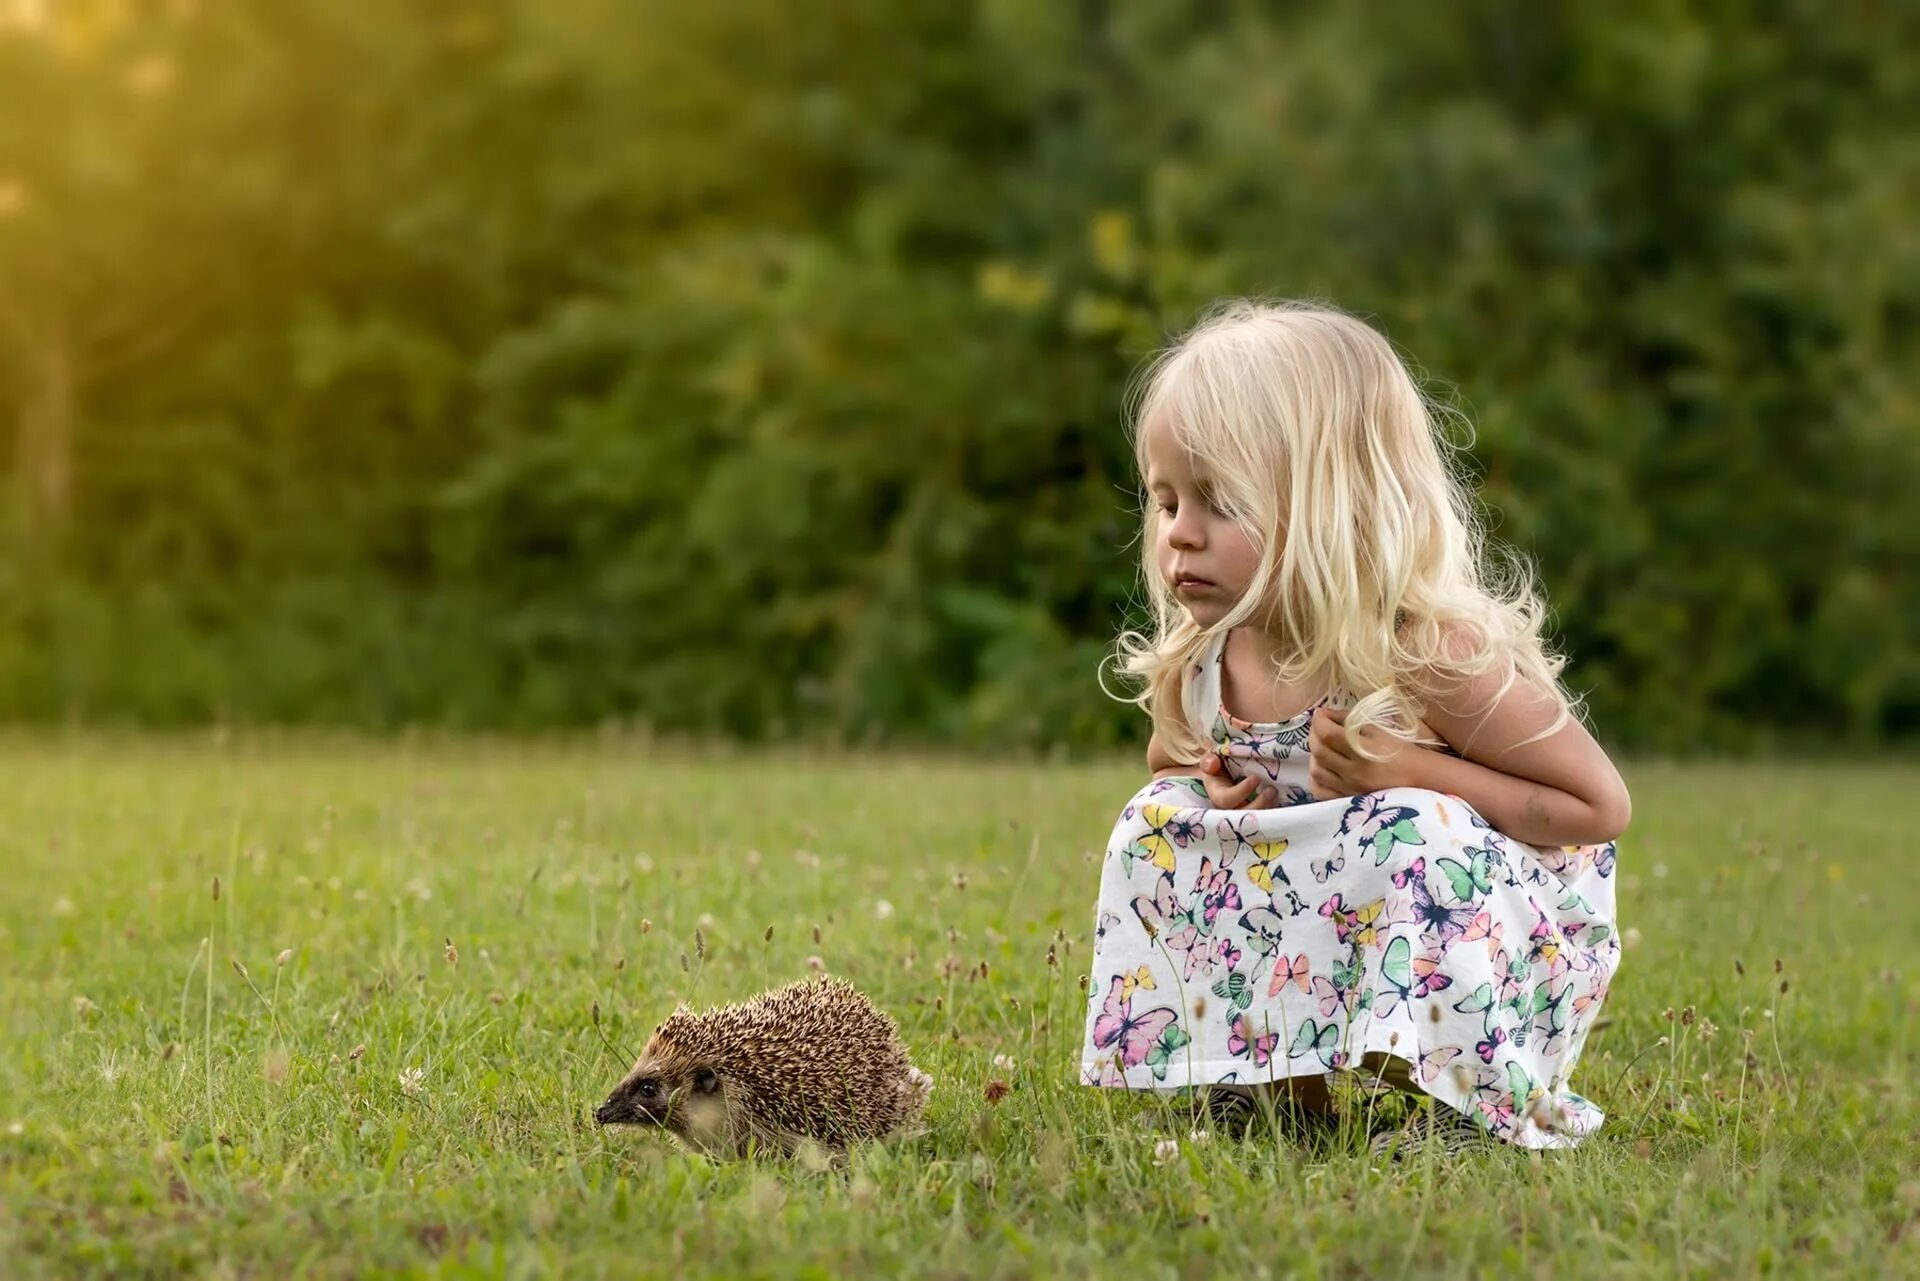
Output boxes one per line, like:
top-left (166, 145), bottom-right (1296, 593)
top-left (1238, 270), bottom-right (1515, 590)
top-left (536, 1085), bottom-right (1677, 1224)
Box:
top-left (2, 739), bottom-right (1916, 1278)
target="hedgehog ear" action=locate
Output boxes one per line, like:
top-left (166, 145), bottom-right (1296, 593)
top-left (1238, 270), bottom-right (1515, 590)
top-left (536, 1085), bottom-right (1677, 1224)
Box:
top-left (692, 1066), bottom-right (720, 1094)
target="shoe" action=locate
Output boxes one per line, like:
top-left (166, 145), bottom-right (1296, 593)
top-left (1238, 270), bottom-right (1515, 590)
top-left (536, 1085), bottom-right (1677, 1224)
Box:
top-left (1201, 1086), bottom-right (1260, 1137)
top-left (1200, 1085), bottom-right (1341, 1142)
top-left (1368, 1105), bottom-right (1491, 1162)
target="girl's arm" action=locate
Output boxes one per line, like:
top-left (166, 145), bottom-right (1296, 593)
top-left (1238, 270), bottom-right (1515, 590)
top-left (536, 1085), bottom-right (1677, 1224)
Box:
top-left (1146, 730), bottom-right (1191, 779)
top-left (1309, 662), bottom-right (1631, 847)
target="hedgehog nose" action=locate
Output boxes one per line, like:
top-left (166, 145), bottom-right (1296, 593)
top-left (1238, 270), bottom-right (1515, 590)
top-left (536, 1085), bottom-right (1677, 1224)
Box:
top-left (594, 1100), bottom-right (619, 1125)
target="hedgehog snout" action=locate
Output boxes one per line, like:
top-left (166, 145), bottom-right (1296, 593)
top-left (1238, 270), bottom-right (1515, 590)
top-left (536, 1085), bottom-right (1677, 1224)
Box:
top-left (595, 1073), bottom-right (669, 1126)
top-left (593, 1091), bottom-right (639, 1125)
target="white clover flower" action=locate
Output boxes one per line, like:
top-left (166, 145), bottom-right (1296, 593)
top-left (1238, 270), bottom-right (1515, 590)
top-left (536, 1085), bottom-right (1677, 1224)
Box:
top-left (398, 1067), bottom-right (426, 1097)
top-left (992, 1054), bottom-right (1017, 1072)
top-left (1152, 1138), bottom-right (1179, 1166)
top-left (875, 900), bottom-right (895, 920)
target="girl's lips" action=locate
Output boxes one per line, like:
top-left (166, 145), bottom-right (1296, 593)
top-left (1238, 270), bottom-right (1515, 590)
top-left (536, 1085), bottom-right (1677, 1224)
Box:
top-left (1174, 575), bottom-right (1215, 593)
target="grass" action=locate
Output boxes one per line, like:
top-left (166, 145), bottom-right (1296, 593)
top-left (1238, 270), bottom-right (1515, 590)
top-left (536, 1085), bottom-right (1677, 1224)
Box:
top-left (1, 737), bottom-right (1916, 1278)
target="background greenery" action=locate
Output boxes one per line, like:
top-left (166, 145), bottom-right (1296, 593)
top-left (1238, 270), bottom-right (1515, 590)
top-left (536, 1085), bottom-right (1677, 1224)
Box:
top-left (2, 1), bottom-right (1916, 751)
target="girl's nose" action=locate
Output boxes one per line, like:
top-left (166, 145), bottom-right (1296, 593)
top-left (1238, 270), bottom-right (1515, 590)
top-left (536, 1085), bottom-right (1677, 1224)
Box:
top-left (1167, 508), bottom-right (1205, 550)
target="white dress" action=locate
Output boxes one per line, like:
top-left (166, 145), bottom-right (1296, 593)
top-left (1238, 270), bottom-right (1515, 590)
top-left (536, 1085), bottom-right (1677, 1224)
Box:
top-left (1079, 631), bottom-right (1620, 1148)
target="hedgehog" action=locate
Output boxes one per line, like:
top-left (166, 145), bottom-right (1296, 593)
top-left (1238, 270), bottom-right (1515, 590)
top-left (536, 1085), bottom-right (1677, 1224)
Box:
top-left (593, 977), bottom-right (932, 1157)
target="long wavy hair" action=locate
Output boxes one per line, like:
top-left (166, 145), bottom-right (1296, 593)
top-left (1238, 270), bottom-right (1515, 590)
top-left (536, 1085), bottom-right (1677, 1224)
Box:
top-left (1113, 299), bottom-right (1575, 762)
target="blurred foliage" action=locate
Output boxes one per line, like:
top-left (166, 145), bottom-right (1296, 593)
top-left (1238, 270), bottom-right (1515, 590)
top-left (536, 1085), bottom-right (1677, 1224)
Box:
top-left (0, 0), bottom-right (1915, 750)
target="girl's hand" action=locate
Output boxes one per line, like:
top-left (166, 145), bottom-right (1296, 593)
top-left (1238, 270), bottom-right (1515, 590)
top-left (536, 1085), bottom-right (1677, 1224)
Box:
top-left (1201, 755), bottom-right (1277, 809)
top-left (1307, 707), bottom-right (1435, 800)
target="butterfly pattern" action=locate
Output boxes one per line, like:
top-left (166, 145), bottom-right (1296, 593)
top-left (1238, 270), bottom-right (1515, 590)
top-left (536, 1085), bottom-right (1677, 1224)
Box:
top-left (1228, 1012), bottom-right (1281, 1068)
top-left (1089, 976), bottom-right (1183, 1075)
top-left (1267, 951), bottom-right (1310, 998)
top-left (1081, 630), bottom-right (1620, 1149)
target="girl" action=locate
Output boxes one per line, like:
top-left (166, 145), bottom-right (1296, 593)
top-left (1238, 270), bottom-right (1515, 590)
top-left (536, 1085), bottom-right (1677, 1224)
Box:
top-left (1080, 300), bottom-right (1628, 1154)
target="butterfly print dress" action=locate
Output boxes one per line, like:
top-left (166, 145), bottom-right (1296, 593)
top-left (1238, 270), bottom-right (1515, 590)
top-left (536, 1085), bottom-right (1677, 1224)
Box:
top-left (1080, 630), bottom-right (1620, 1148)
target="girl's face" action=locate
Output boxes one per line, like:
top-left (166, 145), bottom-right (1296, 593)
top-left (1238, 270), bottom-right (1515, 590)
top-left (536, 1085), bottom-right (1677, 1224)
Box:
top-left (1143, 415), bottom-right (1262, 630)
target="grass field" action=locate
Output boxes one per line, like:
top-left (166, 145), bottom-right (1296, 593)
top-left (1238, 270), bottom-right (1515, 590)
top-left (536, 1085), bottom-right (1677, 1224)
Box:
top-left (2, 738), bottom-right (1915, 1278)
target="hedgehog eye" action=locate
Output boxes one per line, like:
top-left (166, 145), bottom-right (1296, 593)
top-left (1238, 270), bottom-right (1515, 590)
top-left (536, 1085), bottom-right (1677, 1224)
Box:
top-left (692, 1067), bottom-right (720, 1094)
top-left (636, 1079), bottom-right (659, 1099)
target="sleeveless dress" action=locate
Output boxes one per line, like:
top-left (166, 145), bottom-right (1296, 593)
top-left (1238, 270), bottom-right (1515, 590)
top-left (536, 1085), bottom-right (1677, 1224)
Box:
top-left (1079, 632), bottom-right (1620, 1148)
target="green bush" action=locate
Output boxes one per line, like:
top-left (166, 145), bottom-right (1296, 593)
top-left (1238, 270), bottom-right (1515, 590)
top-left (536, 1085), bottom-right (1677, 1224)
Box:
top-left (0, 1), bottom-right (1914, 749)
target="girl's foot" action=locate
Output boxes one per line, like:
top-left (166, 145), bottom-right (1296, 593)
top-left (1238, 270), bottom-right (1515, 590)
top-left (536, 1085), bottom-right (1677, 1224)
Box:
top-left (1201, 1086), bottom-right (1259, 1136)
top-left (1200, 1085), bottom-right (1337, 1141)
top-left (1368, 1105), bottom-right (1491, 1162)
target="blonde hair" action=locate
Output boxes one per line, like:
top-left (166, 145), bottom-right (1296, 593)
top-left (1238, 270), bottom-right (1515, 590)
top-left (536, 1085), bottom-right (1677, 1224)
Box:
top-left (1114, 298), bottom-right (1575, 762)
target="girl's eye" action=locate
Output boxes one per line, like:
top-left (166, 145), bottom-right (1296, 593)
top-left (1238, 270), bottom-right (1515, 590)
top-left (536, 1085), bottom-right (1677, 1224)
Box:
top-left (1156, 500), bottom-right (1177, 516)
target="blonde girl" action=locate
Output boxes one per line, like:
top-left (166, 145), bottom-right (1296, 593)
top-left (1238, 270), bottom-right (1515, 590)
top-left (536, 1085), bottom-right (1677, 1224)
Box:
top-left (1081, 300), bottom-right (1627, 1154)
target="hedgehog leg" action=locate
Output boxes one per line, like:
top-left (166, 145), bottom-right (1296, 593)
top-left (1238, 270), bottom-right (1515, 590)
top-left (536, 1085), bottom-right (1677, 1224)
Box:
top-left (738, 1115), bottom-right (812, 1160)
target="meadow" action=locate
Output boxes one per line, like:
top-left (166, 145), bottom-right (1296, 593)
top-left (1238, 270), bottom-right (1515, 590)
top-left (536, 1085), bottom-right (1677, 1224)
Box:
top-left (1, 738), bottom-right (1915, 1278)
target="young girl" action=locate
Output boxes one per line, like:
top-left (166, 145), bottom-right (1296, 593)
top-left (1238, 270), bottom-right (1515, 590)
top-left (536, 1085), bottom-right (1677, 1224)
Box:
top-left (1080, 300), bottom-right (1629, 1154)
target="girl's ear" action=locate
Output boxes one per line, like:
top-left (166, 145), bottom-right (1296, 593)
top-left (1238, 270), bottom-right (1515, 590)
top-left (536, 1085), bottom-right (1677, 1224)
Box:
top-left (693, 1066), bottom-right (720, 1094)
